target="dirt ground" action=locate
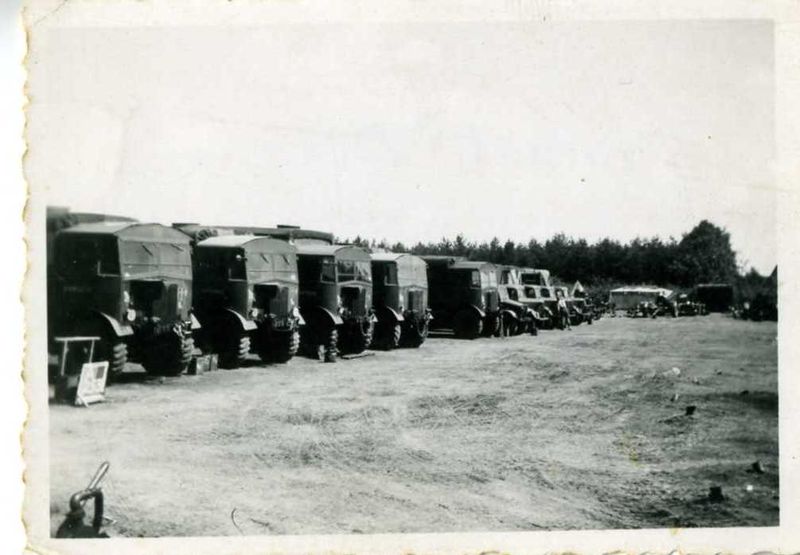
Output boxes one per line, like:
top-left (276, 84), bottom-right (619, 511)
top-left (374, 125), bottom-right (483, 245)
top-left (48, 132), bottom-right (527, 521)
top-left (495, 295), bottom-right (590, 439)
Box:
top-left (48, 314), bottom-right (778, 537)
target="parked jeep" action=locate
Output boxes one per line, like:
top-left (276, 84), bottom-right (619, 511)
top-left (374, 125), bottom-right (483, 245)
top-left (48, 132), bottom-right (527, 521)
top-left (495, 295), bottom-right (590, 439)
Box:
top-left (296, 244), bottom-right (375, 361)
top-left (50, 222), bottom-right (199, 377)
top-left (421, 256), bottom-right (501, 339)
top-left (370, 253), bottom-right (432, 349)
top-left (192, 235), bottom-right (303, 368)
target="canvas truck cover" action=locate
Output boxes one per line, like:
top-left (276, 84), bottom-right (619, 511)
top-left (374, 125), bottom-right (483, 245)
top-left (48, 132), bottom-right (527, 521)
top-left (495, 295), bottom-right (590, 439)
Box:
top-left (58, 222), bottom-right (193, 281)
top-left (196, 234), bottom-right (299, 285)
top-left (371, 253), bottom-right (428, 288)
top-left (174, 223), bottom-right (334, 245)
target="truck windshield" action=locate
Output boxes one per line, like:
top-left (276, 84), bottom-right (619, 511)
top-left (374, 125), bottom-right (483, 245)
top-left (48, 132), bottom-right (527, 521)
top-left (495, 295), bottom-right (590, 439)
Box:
top-left (55, 235), bottom-right (119, 277)
top-left (383, 264), bottom-right (398, 285)
top-left (337, 260), bottom-right (371, 282)
top-left (248, 252), bottom-right (295, 274)
top-left (196, 249), bottom-right (245, 281)
top-left (521, 274), bottom-right (545, 286)
top-left (299, 256), bottom-right (336, 284)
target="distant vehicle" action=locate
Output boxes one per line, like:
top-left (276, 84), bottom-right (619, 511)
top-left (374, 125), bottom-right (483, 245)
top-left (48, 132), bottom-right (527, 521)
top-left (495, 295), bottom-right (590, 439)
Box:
top-left (296, 244), bottom-right (375, 361)
top-left (552, 285), bottom-right (591, 325)
top-left (192, 235), bottom-right (303, 368)
top-left (421, 256), bottom-right (501, 339)
top-left (694, 283), bottom-right (733, 313)
top-left (521, 284), bottom-right (559, 329)
top-left (370, 253), bottom-right (432, 349)
top-left (571, 281), bottom-right (598, 323)
top-left (51, 222), bottom-right (199, 377)
top-left (496, 265), bottom-right (538, 335)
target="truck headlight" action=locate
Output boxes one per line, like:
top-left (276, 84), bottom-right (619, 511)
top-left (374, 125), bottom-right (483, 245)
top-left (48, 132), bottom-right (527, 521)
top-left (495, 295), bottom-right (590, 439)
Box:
top-left (125, 309), bottom-right (136, 322)
top-left (292, 307), bottom-right (301, 319)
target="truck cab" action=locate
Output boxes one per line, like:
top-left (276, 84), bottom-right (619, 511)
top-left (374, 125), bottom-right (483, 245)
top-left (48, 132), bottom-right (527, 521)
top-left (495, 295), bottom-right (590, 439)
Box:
top-left (193, 235), bottom-right (303, 367)
top-left (371, 253), bottom-right (432, 349)
top-left (296, 244), bottom-right (374, 361)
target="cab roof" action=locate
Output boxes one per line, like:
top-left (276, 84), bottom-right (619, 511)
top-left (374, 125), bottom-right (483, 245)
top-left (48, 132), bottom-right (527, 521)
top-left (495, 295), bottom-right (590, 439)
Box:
top-left (197, 234), bottom-right (297, 254)
top-left (451, 260), bottom-right (496, 271)
top-left (296, 244), bottom-right (370, 259)
top-left (59, 222), bottom-right (190, 244)
top-left (371, 252), bottom-right (426, 263)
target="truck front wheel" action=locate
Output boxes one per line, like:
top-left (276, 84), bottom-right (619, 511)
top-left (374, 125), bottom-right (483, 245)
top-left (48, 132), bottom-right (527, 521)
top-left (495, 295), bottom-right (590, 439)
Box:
top-left (454, 310), bottom-right (482, 339)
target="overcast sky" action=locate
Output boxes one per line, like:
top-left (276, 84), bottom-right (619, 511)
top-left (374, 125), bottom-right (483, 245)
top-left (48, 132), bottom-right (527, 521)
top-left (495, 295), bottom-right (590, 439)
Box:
top-left (27, 20), bottom-right (775, 273)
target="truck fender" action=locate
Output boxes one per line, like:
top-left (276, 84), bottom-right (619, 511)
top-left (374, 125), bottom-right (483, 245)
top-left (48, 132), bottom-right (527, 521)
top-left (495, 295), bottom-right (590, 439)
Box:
top-left (377, 306), bottom-right (405, 324)
top-left (303, 306), bottom-right (344, 328)
top-left (467, 305), bottom-right (486, 319)
top-left (190, 313), bottom-right (202, 330)
top-left (223, 308), bottom-right (258, 332)
top-left (499, 308), bottom-right (519, 322)
top-left (93, 311), bottom-right (134, 338)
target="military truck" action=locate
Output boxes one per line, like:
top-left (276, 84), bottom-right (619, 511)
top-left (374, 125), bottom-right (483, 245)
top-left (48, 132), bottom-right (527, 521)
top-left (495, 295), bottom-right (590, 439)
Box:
top-left (192, 235), bottom-right (303, 368)
top-left (296, 244), bottom-right (375, 361)
top-left (553, 285), bottom-right (591, 325)
top-left (496, 265), bottom-right (538, 335)
top-left (370, 253), bottom-right (432, 349)
top-left (521, 285), bottom-right (560, 329)
top-left (50, 222), bottom-right (199, 377)
top-left (421, 256), bottom-right (501, 339)
top-left (47, 207), bottom-right (138, 344)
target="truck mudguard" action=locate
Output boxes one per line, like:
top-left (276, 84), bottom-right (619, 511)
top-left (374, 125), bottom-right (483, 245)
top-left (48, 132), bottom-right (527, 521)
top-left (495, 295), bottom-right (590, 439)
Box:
top-left (306, 306), bottom-right (344, 328)
top-left (223, 308), bottom-right (258, 332)
top-left (467, 305), bottom-right (486, 320)
top-left (93, 311), bottom-right (134, 338)
top-left (499, 308), bottom-right (519, 322)
top-left (378, 306), bottom-right (405, 324)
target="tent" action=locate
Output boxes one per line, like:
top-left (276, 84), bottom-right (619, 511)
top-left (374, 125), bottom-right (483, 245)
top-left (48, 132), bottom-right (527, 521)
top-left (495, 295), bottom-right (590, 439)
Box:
top-left (608, 286), bottom-right (672, 311)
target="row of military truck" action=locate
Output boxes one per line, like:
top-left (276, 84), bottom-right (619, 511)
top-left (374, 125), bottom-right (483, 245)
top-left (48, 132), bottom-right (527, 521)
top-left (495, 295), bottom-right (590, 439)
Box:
top-left (47, 209), bottom-right (598, 380)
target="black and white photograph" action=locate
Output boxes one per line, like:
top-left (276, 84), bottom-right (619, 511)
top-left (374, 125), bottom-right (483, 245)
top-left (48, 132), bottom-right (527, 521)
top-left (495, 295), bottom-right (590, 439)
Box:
top-left (15, 1), bottom-right (800, 553)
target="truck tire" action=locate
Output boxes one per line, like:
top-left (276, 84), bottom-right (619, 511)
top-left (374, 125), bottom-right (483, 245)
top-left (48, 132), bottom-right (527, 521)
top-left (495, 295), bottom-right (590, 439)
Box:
top-left (261, 329), bottom-right (300, 363)
top-left (301, 325), bottom-right (338, 362)
top-left (483, 314), bottom-right (501, 337)
top-left (77, 317), bottom-right (128, 379)
top-left (499, 314), bottom-right (517, 337)
top-left (454, 310), bottom-right (482, 339)
top-left (142, 332), bottom-right (194, 376)
top-left (107, 342), bottom-right (129, 377)
top-left (344, 319), bottom-right (373, 355)
top-left (401, 317), bottom-right (429, 348)
top-left (374, 322), bottom-right (402, 350)
top-left (323, 327), bottom-right (338, 362)
top-left (218, 333), bottom-right (250, 369)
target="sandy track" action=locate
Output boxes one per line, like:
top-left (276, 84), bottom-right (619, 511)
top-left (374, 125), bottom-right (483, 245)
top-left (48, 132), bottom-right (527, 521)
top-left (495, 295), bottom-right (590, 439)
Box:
top-left (48, 314), bottom-right (778, 536)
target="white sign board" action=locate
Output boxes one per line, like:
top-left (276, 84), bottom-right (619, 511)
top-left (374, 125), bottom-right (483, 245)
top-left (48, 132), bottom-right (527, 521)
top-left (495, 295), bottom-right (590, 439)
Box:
top-left (74, 361), bottom-right (109, 407)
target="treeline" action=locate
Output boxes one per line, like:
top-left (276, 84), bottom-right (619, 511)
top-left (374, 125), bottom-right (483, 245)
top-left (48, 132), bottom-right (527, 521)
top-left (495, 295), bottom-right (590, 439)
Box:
top-left (343, 220), bottom-right (773, 295)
